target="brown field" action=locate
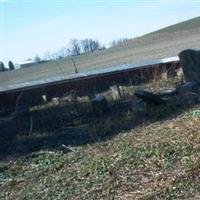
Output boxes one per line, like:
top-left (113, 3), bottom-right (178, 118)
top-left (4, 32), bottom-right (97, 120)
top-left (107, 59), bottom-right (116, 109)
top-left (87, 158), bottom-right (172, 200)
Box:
top-left (0, 17), bottom-right (200, 88)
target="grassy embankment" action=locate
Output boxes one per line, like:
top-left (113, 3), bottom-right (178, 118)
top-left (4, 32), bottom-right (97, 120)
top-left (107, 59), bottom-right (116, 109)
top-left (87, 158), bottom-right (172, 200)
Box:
top-left (0, 76), bottom-right (200, 199)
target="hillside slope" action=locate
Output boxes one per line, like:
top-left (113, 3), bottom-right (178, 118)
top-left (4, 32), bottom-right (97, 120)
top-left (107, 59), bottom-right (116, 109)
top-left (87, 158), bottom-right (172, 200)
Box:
top-left (0, 16), bottom-right (200, 87)
top-left (149, 16), bottom-right (200, 34)
top-left (1, 77), bottom-right (200, 199)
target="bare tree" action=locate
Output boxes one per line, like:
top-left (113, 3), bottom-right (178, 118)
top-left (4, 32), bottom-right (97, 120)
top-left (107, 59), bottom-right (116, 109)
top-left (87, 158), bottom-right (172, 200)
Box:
top-left (44, 52), bottom-right (53, 61)
top-left (99, 45), bottom-right (106, 51)
top-left (88, 39), bottom-right (100, 52)
top-left (55, 47), bottom-right (69, 59)
top-left (68, 39), bottom-right (81, 56)
top-left (81, 38), bottom-right (101, 53)
top-left (43, 38), bottom-right (103, 61)
top-left (111, 38), bottom-right (129, 47)
top-left (81, 39), bottom-right (90, 53)
top-left (44, 51), bottom-right (60, 61)
top-left (34, 55), bottom-right (41, 63)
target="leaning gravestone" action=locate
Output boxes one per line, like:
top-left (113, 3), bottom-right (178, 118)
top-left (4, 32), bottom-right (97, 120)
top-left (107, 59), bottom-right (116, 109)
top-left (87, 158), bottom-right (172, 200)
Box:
top-left (110, 85), bottom-right (122, 100)
top-left (179, 49), bottom-right (200, 83)
top-left (134, 90), bottom-right (164, 106)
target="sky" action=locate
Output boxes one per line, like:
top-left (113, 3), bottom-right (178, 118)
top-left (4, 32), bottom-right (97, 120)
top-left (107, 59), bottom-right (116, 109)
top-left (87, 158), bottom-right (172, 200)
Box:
top-left (0, 0), bottom-right (200, 65)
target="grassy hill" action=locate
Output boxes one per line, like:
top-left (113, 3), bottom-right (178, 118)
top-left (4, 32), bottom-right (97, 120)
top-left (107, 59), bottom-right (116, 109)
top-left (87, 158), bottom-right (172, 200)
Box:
top-left (149, 16), bottom-right (200, 34)
top-left (0, 76), bottom-right (200, 199)
top-left (0, 16), bottom-right (200, 88)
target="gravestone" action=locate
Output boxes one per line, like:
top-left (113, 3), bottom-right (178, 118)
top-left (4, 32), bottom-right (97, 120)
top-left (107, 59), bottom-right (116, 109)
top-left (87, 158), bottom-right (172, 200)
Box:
top-left (179, 49), bottom-right (200, 83)
top-left (178, 81), bottom-right (199, 106)
top-left (110, 85), bottom-right (122, 100)
top-left (132, 97), bottom-right (147, 117)
top-left (134, 90), bottom-right (164, 106)
top-left (157, 89), bottom-right (177, 97)
top-left (91, 95), bottom-right (110, 116)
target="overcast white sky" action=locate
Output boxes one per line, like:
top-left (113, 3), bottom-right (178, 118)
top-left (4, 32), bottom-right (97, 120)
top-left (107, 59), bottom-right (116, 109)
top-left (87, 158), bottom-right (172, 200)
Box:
top-left (0, 0), bottom-right (200, 65)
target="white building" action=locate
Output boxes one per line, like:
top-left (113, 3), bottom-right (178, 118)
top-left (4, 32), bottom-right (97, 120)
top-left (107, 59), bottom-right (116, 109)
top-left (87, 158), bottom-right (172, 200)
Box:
top-left (15, 60), bottom-right (39, 69)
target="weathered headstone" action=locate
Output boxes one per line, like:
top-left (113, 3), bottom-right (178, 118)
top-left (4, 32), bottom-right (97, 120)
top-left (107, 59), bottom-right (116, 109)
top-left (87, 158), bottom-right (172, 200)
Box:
top-left (134, 90), bottom-right (164, 105)
top-left (69, 91), bottom-right (78, 103)
top-left (178, 81), bottom-right (199, 106)
top-left (110, 85), bottom-right (122, 100)
top-left (52, 97), bottom-right (60, 105)
top-left (157, 89), bottom-right (177, 97)
top-left (132, 97), bottom-right (147, 117)
top-left (161, 72), bottom-right (168, 81)
top-left (179, 49), bottom-right (200, 83)
top-left (91, 95), bottom-right (110, 116)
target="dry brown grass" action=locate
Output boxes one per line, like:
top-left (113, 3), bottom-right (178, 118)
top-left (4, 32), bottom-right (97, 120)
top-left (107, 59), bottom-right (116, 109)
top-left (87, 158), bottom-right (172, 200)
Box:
top-left (0, 76), bottom-right (200, 199)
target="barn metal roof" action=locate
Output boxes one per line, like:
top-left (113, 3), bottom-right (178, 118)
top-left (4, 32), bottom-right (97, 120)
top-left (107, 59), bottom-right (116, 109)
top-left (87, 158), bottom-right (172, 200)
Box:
top-left (0, 56), bottom-right (179, 94)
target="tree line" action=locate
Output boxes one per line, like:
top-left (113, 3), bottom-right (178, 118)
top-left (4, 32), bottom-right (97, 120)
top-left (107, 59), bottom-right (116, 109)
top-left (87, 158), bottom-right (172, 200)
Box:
top-left (45, 38), bottom-right (105, 60)
top-left (44, 37), bottom-right (129, 61)
top-left (0, 37), bottom-right (129, 72)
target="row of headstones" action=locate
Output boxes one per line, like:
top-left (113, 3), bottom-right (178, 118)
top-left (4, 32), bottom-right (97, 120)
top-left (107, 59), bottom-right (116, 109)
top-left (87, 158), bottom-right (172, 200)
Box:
top-left (92, 49), bottom-right (200, 116)
top-left (132, 49), bottom-right (200, 116)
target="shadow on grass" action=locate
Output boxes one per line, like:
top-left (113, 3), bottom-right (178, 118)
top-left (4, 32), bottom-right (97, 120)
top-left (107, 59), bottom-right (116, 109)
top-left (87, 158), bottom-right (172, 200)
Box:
top-left (0, 99), bottom-right (186, 161)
